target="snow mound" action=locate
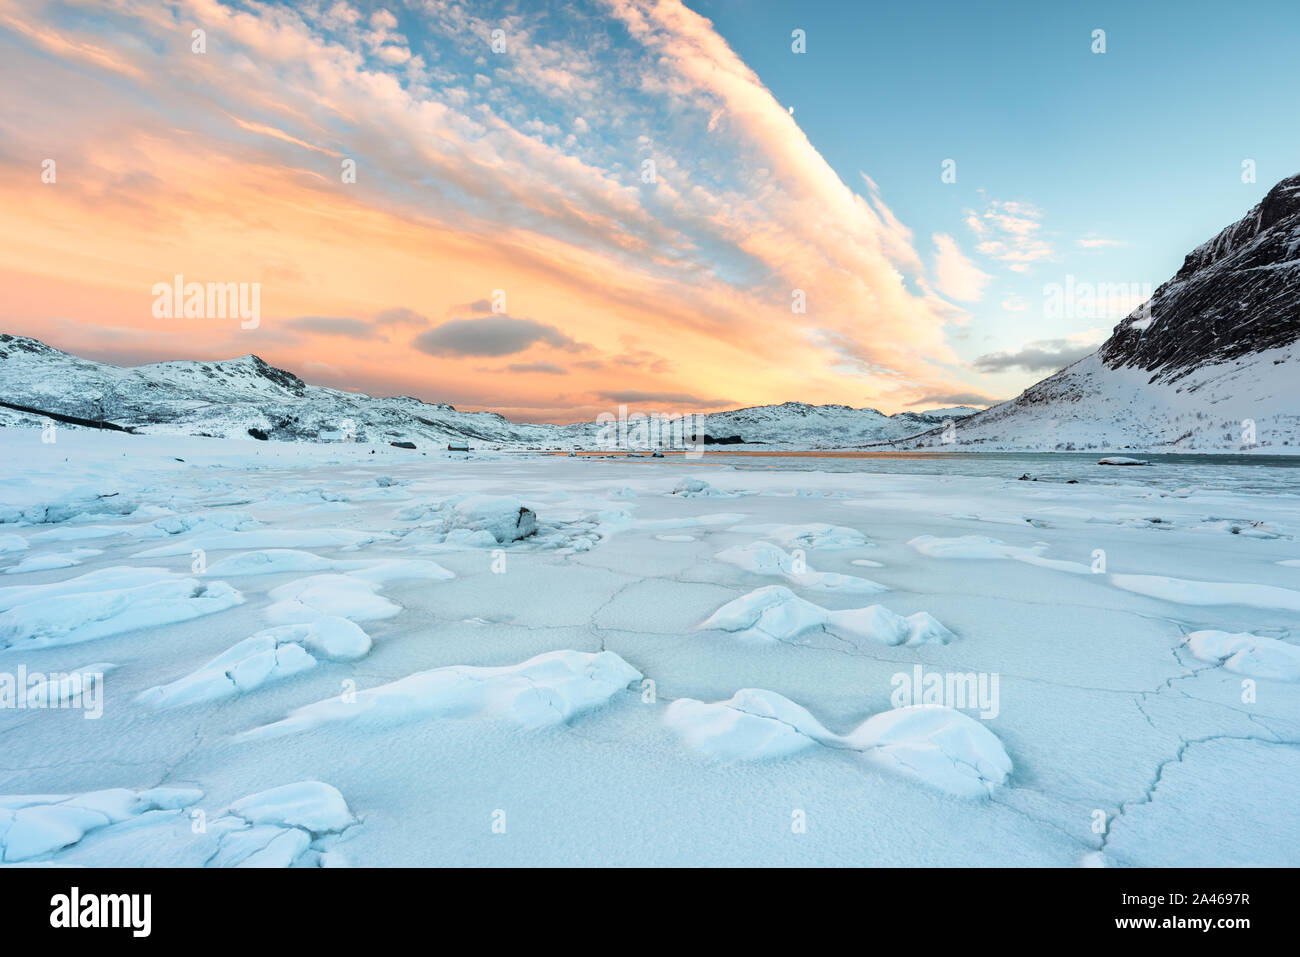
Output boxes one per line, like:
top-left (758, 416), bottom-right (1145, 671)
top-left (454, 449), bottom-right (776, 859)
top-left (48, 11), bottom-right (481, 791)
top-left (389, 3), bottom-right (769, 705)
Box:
top-left (0, 566), bottom-right (243, 650)
top-left (228, 781), bottom-right (355, 833)
top-left (1112, 574), bottom-right (1300, 611)
top-left (670, 477), bottom-right (741, 498)
top-left (0, 534), bottom-right (28, 553)
top-left (716, 541), bottom-right (888, 594)
top-left (0, 787), bottom-right (201, 862)
top-left (3, 548), bottom-right (101, 574)
top-left (205, 549), bottom-right (339, 576)
top-left (137, 617), bottom-right (372, 709)
top-left (698, 585), bottom-right (953, 646)
top-left (844, 705), bottom-right (1014, 798)
top-left (1184, 630), bottom-right (1300, 680)
top-left (243, 650), bottom-right (642, 739)
top-left (209, 781), bottom-right (356, 868)
top-left (671, 477), bottom-right (711, 496)
top-left (737, 522), bottom-right (870, 550)
top-left (910, 534), bottom-right (1038, 559)
top-left (133, 511), bottom-right (261, 538)
top-left (665, 688), bottom-right (832, 761)
top-left (265, 574), bottom-right (401, 624)
top-left (204, 551), bottom-right (455, 585)
top-left (665, 691), bottom-right (1011, 796)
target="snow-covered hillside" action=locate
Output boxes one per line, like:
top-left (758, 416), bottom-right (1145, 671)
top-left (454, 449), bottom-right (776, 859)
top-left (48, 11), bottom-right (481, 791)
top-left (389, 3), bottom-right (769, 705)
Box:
top-left (0, 335), bottom-right (976, 449)
top-left (886, 173), bottom-right (1300, 454)
top-left (0, 335), bottom-right (562, 447)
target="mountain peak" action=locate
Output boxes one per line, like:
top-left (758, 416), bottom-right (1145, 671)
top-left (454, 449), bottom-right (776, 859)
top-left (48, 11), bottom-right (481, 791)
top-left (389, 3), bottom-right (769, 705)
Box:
top-left (1100, 171), bottom-right (1300, 380)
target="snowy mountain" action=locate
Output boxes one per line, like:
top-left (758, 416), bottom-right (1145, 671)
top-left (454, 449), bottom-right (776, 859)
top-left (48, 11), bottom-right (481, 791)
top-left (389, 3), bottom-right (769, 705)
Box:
top-left (676, 401), bottom-right (977, 448)
top-left (0, 335), bottom-right (562, 447)
top-left (884, 173), bottom-right (1300, 453)
top-left (0, 335), bottom-right (977, 448)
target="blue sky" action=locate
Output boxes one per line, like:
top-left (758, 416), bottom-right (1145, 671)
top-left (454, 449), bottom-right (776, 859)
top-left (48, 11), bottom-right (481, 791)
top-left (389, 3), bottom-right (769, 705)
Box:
top-left (695, 0), bottom-right (1300, 377)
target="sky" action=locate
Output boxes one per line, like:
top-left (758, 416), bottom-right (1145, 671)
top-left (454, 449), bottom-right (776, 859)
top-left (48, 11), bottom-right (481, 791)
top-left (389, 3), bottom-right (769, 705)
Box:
top-left (1, 0), bottom-right (1297, 423)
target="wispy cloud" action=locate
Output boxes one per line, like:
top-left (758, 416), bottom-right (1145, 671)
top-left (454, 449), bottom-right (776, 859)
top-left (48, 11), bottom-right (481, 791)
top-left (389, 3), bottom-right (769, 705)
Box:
top-left (973, 333), bottom-right (1102, 373)
top-left (1076, 233), bottom-right (1127, 249)
top-left (0, 0), bottom-right (1003, 418)
top-left (966, 199), bottom-right (1054, 272)
top-left (413, 317), bottom-right (588, 357)
top-left (932, 233), bottom-right (992, 302)
top-left (595, 389), bottom-right (734, 407)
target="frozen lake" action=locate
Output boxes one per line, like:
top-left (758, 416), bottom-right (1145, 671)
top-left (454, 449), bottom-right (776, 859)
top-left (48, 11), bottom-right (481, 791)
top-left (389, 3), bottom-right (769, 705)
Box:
top-left (584, 451), bottom-right (1300, 495)
top-left (1, 430), bottom-right (1298, 866)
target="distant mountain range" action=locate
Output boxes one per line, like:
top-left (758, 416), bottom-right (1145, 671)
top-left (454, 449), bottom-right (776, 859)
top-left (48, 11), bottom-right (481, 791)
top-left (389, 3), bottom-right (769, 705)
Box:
top-left (5, 175), bottom-right (1296, 453)
top-left (0, 334), bottom-right (977, 449)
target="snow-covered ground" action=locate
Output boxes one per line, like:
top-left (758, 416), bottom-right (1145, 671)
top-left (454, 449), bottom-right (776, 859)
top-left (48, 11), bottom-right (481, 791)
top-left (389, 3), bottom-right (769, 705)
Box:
top-left (1, 428), bottom-right (1298, 866)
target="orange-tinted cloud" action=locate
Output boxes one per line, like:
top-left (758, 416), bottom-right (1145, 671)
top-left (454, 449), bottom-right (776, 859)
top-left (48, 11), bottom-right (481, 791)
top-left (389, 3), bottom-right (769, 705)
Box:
top-left (0, 0), bottom-right (998, 419)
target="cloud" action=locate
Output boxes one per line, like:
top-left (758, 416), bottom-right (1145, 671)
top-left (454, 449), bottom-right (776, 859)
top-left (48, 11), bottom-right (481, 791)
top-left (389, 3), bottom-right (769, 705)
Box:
top-left (412, 316), bottom-right (586, 357)
top-left (911, 392), bottom-right (1000, 407)
top-left (375, 307), bottom-right (429, 327)
top-left (450, 300), bottom-right (494, 316)
top-left (285, 316), bottom-right (382, 339)
top-left (594, 389), bottom-right (735, 408)
top-left (505, 361), bottom-right (568, 374)
top-left (810, 329), bottom-right (904, 378)
top-left (931, 233), bottom-right (992, 302)
top-left (967, 199), bottom-right (1053, 272)
top-left (972, 338), bottom-right (1101, 373)
top-left (1077, 233), bottom-right (1127, 249)
top-left (0, 0), bottom-right (1005, 420)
